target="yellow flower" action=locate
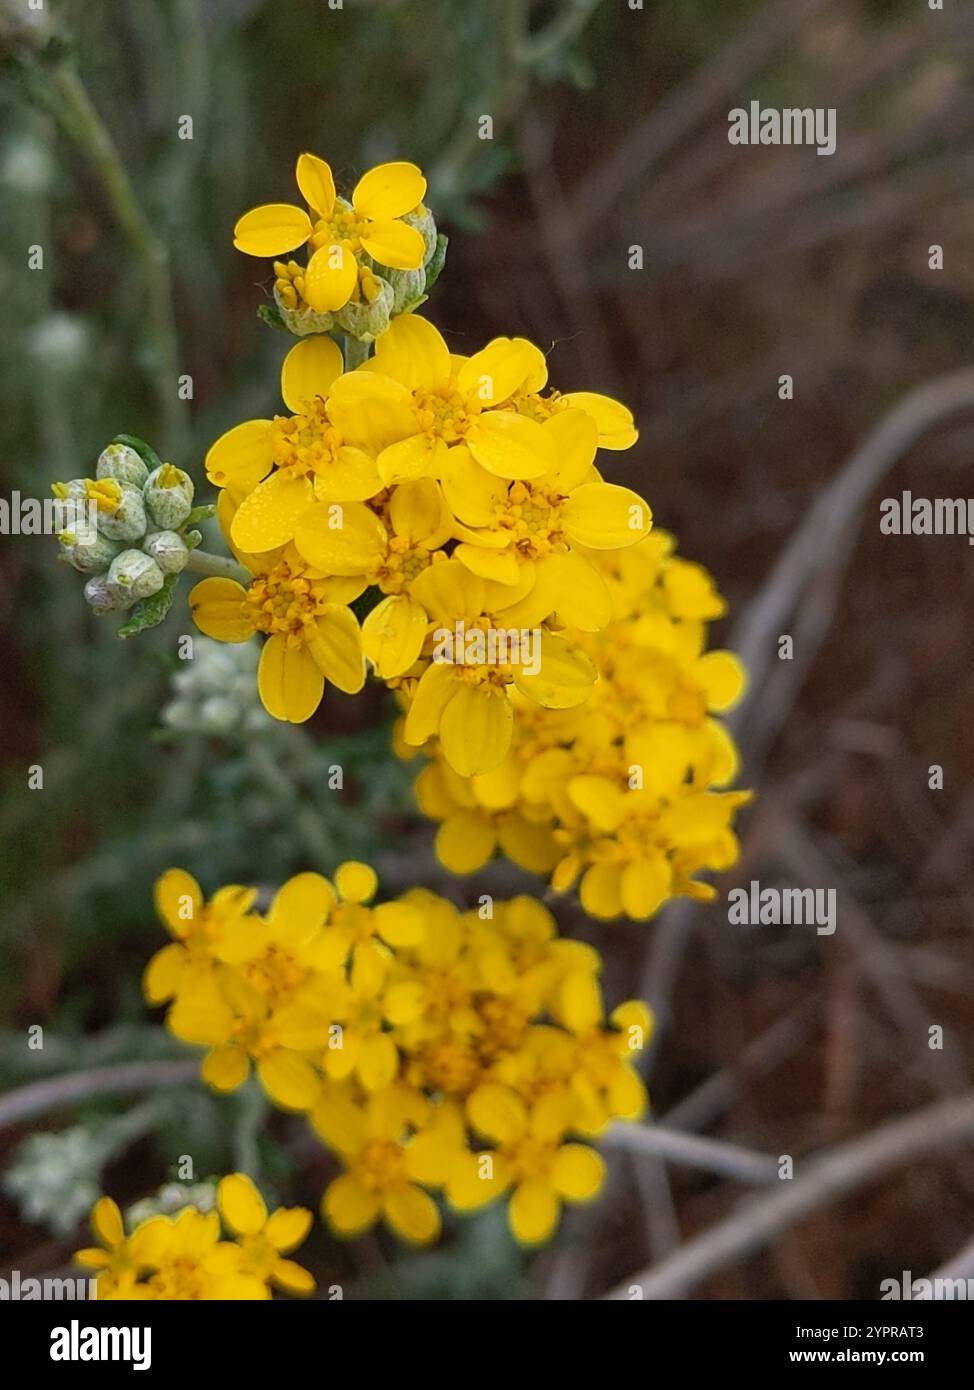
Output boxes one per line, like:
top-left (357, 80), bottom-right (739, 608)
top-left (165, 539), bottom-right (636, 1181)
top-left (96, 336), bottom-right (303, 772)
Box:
top-left (204, 336), bottom-right (381, 551)
top-left (233, 153), bottom-right (427, 311)
top-left (326, 315), bottom-right (553, 485)
top-left (401, 559), bottom-right (596, 776)
top-left (442, 419), bottom-right (651, 601)
top-left (314, 1084), bottom-right (443, 1244)
top-left (454, 1083), bottom-right (605, 1244)
top-left (189, 541), bottom-right (365, 724)
top-left (217, 1173), bottom-right (315, 1296)
top-left (143, 869), bottom-right (257, 1007)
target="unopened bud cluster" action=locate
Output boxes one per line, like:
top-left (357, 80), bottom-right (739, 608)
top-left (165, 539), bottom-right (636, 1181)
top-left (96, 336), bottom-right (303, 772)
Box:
top-left (53, 443), bottom-right (195, 614)
top-left (163, 637), bottom-right (273, 737)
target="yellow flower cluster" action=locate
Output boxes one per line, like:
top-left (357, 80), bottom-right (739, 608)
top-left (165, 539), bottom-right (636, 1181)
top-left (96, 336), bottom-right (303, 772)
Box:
top-left (402, 532), bottom-right (750, 921)
top-left (191, 150), bottom-right (655, 766)
top-left (144, 864), bottom-right (651, 1246)
top-left (74, 1175), bottom-right (314, 1299)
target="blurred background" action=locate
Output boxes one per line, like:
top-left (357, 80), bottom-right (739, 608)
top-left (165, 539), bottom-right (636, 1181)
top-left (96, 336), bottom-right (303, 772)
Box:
top-left (2, 0), bottom-right (974, 1300)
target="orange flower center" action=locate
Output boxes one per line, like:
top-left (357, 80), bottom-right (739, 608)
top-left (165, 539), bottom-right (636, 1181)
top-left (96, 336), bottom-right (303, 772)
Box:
top-left (357, 1139), bottom-right (407, 1192)
top-left (273, 403), bottom-right (342, 480)
top-left (246, 559), bottom-right (331, 647)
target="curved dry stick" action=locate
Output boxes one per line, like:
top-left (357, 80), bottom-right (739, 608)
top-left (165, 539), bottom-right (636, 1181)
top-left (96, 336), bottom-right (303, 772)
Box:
top-left (603, 1091), bottom-right (974, 1300)
top-left (602, 1122), bottom-right (780, 1185)
top-left (730, 366), bottom-right (974, 762)
top-left (0, 1060), bottom-right (199, 1131)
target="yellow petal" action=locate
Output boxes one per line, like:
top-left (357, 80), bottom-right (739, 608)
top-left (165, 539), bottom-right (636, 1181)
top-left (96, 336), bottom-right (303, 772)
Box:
top-left (454, 542), bottom-right (520, 585)
top-left (439, 685), bottom-right (513, 777)
top-left (457, 337), bottom-right (548, 407)
top-left (551, 1144), bottom-right (604, 1201)
top-left (579, 863), bottom-right (624, 920)
top-left (562, 482), bottom-right (652, 549)
top-left (323, 1174), bottom-right (380, 1236)
top-left (92, 1197), bottom-right (124, 1249)
top-left (142, 943), bottom-right (185, 1005)
top-left (230, 471), bottom-right (314, 553)
top-left (509, 1179), bottom-right (559, 1245)
top-left (307, 605), bottom-right (365, 693)
top-left (334, 860), bottom-right (377, 903)
top-left (620, 857), bottom-right (672, 921)
top-left (567, 775), bottom-right (626, 831)
top-left (295, 152), bottom-right (336, 217)
top-left (440, 445), bottom-right (507, 526)
top-left (358, 1033), bottom-right (399, 1091)
top-left (512, 633), bottom-right (595, 709)
top-left (326, 371), bottom-right (416, 453)
top-left (205, 419), bottom-right (275, 491)
top-left (363, 594), bottom-right (428, 678)
top-left (372, 900), bottom-right (424, 946)
top-left (256, 1050), bottom-right (320, 1111)
top-left (233, 203), bottom-right (312, 257)
top-left (352, 161), bottom-right (427, 221)
top-left (560, 391), bottom-right (638, 450)
top-left (402, 662), bottom-right (456, 746)
top-left (468, 411), bottom-right (550, 479)
top-left (360, 219), bottom-right (426, 270)
top-left (312, 446), bottom-right (383, 503)
top-left (202, 1045), bottom-right (249, 1093)
top-left (189, 577), bottom-right (253, 643)
top-left (435, 810), bottom-right (495, 875)
top-left (696, 651), bottom-right (747, 711)
top-left (264, 1206), bottom-right (312, 1254)
top-left (269, 871), bottom-right (335, 934)
top-left (218, 1173), bottom-right (268, 1237)
top-left (377, 433), bottom-right (442, 485)
top-left (304, 241), bottom-right (358, 312)
top-left (257, 634), bottom-right (324, 723)
top-left (154, 867), bottom-right (203, 936)
top-left (293, 500), bottom-right (386, 574)
top-left (467, 1083), bottom-right (527, 1145)
top-left (372, 313), bottom-right (450, 390)
top-left (409, 557), bottom-right (485, 624)
top-left (559, 971), bottom-right (603, 1034)
top-left (280, 335), bottom-right (343, 413)
top-left (272, 1257), bottom-right (315, 1295)
top-left (382, 1183), bottom-right (440, 1245)
top-left (541, 409), bottom-right (599, 491)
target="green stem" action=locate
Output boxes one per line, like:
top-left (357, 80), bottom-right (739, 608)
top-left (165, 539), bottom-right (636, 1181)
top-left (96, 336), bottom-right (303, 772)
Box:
top-left (184, 549), bottom-right (251, 582)
top-left (8, 34), bottom-right (188, 457)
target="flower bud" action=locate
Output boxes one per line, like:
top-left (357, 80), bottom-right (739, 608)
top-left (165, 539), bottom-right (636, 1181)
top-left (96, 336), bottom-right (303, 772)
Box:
top-left (273, 291), bottom-right (336, 337)
top-left (96, 442), bottom-right (149, 489)
top-left (335, 276), bottom-right (394, 342)
top-left (83, 574), bottom-right (123, 614)
top-left (143, 464), bottom-right (194, 530)
top-left (143, 529), bottom-right (190, 574)
top-left (106, 548), bottom-right (165, 605)
top-left (199, 694), bottom-right (242, 735)
top-left (87, 479), bottom-right (148, 542)
top-left (384, 267), bottom-right (427, 316)
top-left (401, 204), bottom-right (438, 264)
top-left (51, 479), bottom-right (89, 503)
top-left (57, 529), bottom-right (122, 575)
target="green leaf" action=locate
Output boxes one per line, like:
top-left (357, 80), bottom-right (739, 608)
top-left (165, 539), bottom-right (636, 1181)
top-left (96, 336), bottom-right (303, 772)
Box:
top-left (113, 433), bottom-right (163, 472)
top-left (257, 303), bottom-right (288, 331)
top-left (423, 234), bottom-right (448, 292)
top-left (182, 504), bottom-right (217, 529)
top-left (117, 573), bottom-right (178, 639)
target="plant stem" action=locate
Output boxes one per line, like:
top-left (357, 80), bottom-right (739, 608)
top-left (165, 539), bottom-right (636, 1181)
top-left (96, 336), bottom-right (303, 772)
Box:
top-left (7, 31), bottom-right (188, 458)
top-left (184, 549), bottom-right (251, 583)
top-left (0, 1060), bottom-right (199, 1132)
